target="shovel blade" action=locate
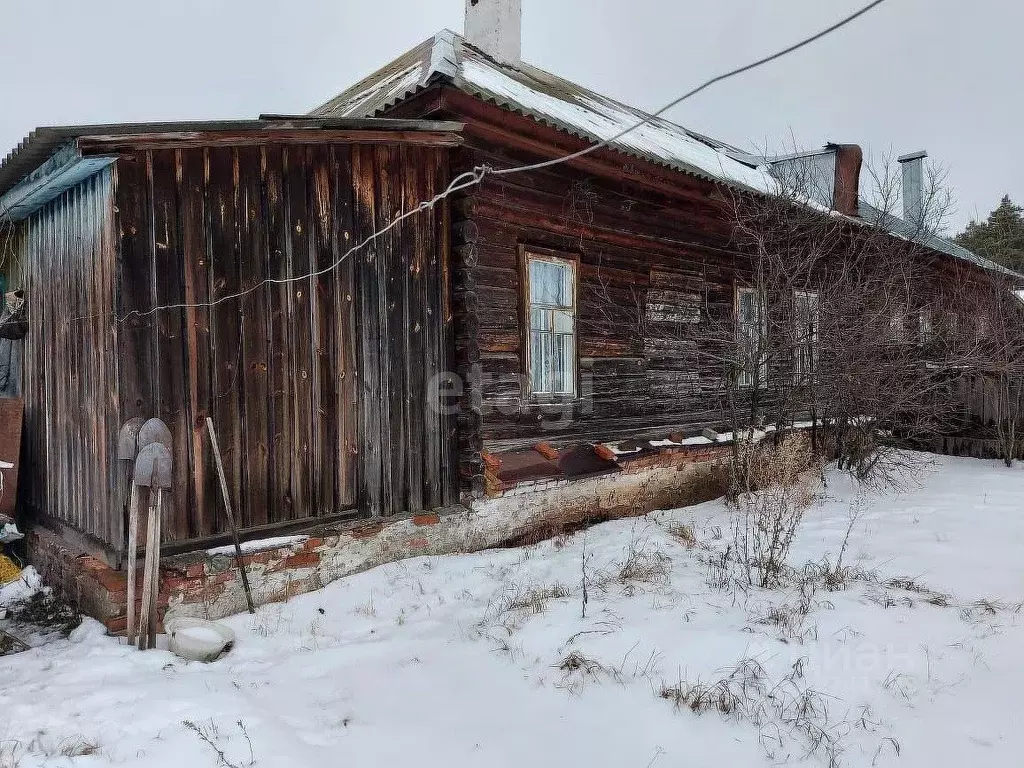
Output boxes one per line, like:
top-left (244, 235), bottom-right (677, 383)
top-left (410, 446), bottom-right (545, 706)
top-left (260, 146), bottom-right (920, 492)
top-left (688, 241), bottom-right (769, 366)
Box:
top-left (117, 417), bottom-right (145, 461)
top-left (138, 418), bottom-right (172, 453)
top-left (133, 442), bottom-right (173, 489)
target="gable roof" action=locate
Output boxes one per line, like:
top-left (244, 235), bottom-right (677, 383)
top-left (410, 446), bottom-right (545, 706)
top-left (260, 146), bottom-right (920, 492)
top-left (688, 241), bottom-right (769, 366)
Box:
top-left (315, 30), bottom-right (1016, 281)
top-left (311, 30), bottom-right (775, 194)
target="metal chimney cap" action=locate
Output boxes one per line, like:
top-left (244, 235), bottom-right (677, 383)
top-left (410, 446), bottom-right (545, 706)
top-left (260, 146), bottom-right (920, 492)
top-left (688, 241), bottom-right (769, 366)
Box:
top-left (898, 150), bottom-right (928, 164)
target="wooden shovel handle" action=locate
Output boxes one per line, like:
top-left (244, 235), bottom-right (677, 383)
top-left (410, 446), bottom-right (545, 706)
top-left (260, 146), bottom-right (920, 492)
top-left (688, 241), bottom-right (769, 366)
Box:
top-left (125, 483), bottom-right (139, 645)
top-left (137, 498), bottom-right (159, 651)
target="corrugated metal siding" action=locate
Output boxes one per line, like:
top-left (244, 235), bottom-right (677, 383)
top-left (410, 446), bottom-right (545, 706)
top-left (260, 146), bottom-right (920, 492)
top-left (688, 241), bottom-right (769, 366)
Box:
top-left (19, 168), bottom-right (121, 552)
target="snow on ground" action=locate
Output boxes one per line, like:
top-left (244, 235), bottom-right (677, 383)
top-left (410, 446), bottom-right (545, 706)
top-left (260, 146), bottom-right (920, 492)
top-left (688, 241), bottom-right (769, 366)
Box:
top-left (1, 453), bottom-right (1023, 767)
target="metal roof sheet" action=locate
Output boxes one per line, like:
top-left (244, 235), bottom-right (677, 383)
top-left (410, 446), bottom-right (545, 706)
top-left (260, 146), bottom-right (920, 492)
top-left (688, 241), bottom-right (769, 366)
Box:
top-left (858, 200), bottom-right (1021, 279)
top-left (310, 30), bottom-right (776, 193)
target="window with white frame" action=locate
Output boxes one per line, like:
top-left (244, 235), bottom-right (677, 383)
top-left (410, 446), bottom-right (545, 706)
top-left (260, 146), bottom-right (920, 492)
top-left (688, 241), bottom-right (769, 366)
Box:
top-left (918, 308), bottom-right (934, 344)
top-left (736, 286), bottom-right (766, 387)
top-left (526, 254), bottom-right (576, 396)
top-left (793, 289), bottom-right (819, 384)
top-left (890, 304), bottom-right (910, 343)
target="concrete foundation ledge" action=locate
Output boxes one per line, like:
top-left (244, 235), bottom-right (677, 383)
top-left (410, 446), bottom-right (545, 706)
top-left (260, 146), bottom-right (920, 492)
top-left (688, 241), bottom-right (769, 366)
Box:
top-left (26, 444), bottom-right (730, 630)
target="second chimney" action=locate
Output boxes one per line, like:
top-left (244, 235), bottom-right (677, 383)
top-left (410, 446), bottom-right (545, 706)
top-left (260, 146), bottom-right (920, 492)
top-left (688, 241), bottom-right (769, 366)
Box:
top-left (898, 150), bottom-right (928, 226)
top-left (465, 0), bottom-right (522, 66)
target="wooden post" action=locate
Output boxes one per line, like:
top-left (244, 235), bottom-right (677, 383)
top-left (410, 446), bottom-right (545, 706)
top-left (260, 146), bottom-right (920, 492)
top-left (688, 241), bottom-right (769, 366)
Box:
top-left (206, 417), bottom-right (256, 614)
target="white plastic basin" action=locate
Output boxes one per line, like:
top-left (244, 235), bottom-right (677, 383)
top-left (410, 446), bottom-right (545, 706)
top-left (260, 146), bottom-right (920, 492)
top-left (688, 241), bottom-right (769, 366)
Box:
top-left (166, 617), bottom-right (235, 662)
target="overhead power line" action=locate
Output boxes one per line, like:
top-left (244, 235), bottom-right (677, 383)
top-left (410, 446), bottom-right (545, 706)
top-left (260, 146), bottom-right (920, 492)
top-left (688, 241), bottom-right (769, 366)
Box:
top-left (97, 0), bottom-right (890, 324)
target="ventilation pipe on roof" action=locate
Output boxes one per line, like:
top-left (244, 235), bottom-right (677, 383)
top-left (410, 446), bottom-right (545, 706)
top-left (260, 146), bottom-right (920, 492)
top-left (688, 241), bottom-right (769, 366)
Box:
top-left (898, 150), bottom-right (928, 226)
top-left (465, 0), bottom-right (522, 66)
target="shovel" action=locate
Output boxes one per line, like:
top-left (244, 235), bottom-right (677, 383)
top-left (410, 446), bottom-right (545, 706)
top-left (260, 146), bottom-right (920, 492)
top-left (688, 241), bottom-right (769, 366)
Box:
top-left (117, 418), bottom-right (144, 645)
top-left (138, 418), bottom-right (173, 455)
top-left (134, 441), bottom-right (172, 651)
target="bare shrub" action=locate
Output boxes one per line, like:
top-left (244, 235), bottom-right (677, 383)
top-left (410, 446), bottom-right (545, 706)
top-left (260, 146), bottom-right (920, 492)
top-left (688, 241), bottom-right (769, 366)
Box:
top-left (730, 434), bottom-right (822, 587)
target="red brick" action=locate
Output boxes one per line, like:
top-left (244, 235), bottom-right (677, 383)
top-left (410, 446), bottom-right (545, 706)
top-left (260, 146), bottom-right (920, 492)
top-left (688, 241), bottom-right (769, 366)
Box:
top-left (162, 576), bottom-right (203, 592)
top-left (240, 550), bottom-right (276, 567)
top-left (593, 444), bottom-right (616, 462)
top-left (408, 537), bottom-right (429, 550)
top-left (303, 537), bottom-right (324, 550)
top-left (481, 450), bottom-right (502, 472)
top-left (534, 441), bottom-right (559, 460)
top-left (282, 551), bottom-right (320, 569)
top-left (212, 570), bottom-right (237, 584)
top-left (412, 512), bottom-right (440, 527)
top-left (92, 568), bottom-right (128, 594)
top-left (104, 615), bottom-right (127, 634)
top-left (184, 563), bottom-right (206, 578)
top-left (351, 523), bottom-right (384, 539)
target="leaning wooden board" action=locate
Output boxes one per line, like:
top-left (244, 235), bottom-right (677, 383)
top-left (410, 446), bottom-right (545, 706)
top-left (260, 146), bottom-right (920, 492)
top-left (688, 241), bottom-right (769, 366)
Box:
top-left (0, 398), bottom-right (23, 518)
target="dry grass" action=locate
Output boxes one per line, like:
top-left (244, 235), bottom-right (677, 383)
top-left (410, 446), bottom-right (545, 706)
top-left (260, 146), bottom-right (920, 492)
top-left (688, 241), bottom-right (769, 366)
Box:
top-left (0, 734), bottom-right (100, 768)
top-left (494, 582), bottom-right (571, 616)
top-left (183, 719), bottom-right (255, 768)
top-left (615, 547), bottom-right (671, 586)
top-left (669, 523), bottom-right (699, 549)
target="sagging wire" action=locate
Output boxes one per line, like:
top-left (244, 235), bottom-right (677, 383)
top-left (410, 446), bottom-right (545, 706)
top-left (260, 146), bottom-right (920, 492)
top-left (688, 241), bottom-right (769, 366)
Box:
top-left (487, 0), bottom-right (888, 179)
top-left (109, 166), bottom-right (487, 324)
top-left (75, 0), bottom-right (889, 325)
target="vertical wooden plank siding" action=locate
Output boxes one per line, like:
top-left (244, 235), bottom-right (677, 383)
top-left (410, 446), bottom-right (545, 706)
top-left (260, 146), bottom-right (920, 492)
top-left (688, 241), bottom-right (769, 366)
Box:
top-left (237, 146), bottom-right (271, 530)
top-left (331, 146), bottom-right (358, 509)
top-left (17, 140), bottom-right (454, 554)
top-left (352, 145), bottom-right (383, 517)
top-left (105, 141), bottom-right (452, 545)
top-left (20, 169), bottom-right (120, 556)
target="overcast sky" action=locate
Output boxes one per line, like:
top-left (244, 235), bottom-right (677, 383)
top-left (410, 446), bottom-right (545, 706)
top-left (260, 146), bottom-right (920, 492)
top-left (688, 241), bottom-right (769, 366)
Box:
top-left (1, 0), bottom-right (1018, 231)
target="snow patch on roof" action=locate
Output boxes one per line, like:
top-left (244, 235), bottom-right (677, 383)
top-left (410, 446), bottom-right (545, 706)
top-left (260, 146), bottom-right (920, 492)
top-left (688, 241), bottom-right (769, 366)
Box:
top-left (331, 62), bottom-right (424, 119)
top-left (459, 57), bottom-right (774, 193)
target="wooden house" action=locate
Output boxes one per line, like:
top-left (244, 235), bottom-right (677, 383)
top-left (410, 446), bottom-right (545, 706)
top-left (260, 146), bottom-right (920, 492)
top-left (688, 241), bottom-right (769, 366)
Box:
top-left (0, 1), bottom-right (1013, 624)
top-left (309, 15), bottom-right (1012, 496)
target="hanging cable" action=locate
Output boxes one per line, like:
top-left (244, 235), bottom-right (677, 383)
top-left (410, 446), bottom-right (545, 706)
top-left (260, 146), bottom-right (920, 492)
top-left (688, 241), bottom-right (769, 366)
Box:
top-left (67, 0), bottom-right (889, 325)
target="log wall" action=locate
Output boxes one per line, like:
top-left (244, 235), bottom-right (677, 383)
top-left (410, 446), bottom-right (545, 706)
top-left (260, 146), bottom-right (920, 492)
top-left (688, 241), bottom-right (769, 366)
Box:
top-left (434, 92), bottom-right (753, 465)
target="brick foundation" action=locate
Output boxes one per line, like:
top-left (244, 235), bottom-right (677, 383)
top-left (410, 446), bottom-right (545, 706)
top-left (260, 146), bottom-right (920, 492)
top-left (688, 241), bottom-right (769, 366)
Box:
top-left (26, 443), bottom-right (731, 631)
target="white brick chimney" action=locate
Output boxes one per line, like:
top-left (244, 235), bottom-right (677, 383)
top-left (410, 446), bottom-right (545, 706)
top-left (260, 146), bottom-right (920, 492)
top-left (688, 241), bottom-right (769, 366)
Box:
top-left (465, 0), bottom-right (521, 66)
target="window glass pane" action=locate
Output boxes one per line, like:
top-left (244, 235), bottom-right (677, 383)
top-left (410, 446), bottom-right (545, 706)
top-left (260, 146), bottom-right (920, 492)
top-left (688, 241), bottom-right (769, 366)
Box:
top-left (530, 330), bottom-right (547, 393)
top-left (555, 334), bottom-right (575, 393)
top-left (531, 308), bottom-right (550, 331)
top-left (529, 260), bottom-right (571, 306)
top-left (553, 309), bottom-right (574, 334)
top-left (561, 266), bottom-right (574, 307)
top-left (739, 290), bottom-right (754, 324)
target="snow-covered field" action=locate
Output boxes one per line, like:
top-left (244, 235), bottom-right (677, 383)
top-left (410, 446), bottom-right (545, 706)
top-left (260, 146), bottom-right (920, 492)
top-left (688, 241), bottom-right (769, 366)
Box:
top-left (2, 453), bottom-right (1023, 767)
